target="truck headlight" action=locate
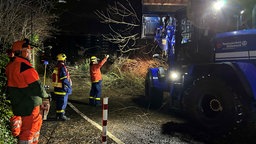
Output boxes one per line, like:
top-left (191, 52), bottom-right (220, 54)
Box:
top-left (169, 71), bottom-right (180, 81)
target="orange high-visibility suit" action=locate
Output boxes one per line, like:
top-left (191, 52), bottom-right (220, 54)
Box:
top-left (89, 56), bottom-right (108, 106)
top-left (6, 40), bottom-right (49, 144)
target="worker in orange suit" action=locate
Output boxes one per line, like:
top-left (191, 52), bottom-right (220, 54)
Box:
top-left (89, 55), bottom-right (109, 106)
top-left (5, 39), bottom-right (50, 144)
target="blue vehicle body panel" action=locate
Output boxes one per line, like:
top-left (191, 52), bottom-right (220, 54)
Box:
top-left (148, 68), bottom-right (169, 90)
top-left (213, 30), bottom-right (256, 100)
top-left (236, 62), bottom-right (256, 100)
top-left (215, 29), bottom-right (256, 62)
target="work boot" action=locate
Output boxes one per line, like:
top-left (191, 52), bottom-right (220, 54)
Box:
top-left (56, 114), bottom-right (70, 121)
top-left (95, 101), bottom-right (102, 107)
top-left (59, 115), bottom-right (70, 121)
top-left (95, 103), bottom-right (102, 107)
top-left (88, 98), bottom-right (95, 106)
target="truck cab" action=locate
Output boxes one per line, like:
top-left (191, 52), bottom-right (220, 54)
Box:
top-left (143, 0), bottom-right (256, 135)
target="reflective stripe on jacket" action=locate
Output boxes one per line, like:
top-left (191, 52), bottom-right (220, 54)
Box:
top-left (52, 62), bottom-right (71, 95)
top-left (52, 67), bottom-right (62, 88)
top-left (52, 62), bottom-right (70, 88)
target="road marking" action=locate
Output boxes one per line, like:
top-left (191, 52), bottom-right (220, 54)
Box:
top-left (68, 102), bottom-right (125, 144)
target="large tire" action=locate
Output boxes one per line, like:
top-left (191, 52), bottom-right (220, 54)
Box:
top-left (182, 77), bottom-right (245, 135)
top-left (145, 71), bottom-right (163, 109)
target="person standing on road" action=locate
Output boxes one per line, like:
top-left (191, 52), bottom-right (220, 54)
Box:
top-left (52, 53), bottom-right (72, 121)
top-left (89, 55), bottom-right (109, 106)
top-left (5, 39), bottom-right (50, 144)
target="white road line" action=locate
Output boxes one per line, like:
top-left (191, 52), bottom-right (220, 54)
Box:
top-left (68, 102), bottom-right (125, 144)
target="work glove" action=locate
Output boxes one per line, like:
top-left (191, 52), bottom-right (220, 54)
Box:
top-left (40, 98), bottom-right (50, 120)
top-left (64, 85), bottom-right (72, 95)
top-left (40, 99), bottom-right (50, 112)
top-left (69, 78), bottom-right (72, 87)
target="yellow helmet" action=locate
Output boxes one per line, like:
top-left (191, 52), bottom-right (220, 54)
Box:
top-left (57, 53), bottom-right (67, 61)
top-left (90, 56), bottom-right (97, 62)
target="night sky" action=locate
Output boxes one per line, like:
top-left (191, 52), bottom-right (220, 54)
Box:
top-left (48, 0), bottom-right (110, 59)
top-left (55, 0), bottom-right (141, 35)
top-left (56, 0), bottom-right (109, 35)
top-left (47, 0), bottom-right (141, 60)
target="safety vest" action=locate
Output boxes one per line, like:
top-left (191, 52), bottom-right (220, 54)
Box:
top-left (52, 62), bottom-right (70, 88)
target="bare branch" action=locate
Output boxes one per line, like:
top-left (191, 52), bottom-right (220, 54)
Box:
top-left (95, 9), bottom-right (139, 27)
top-left (94, 0), bottom-right (140, 54)
top-left (0, 0), bottom-right (57, 49)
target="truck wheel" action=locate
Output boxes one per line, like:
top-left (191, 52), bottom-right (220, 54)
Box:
top-left (145, 71), bottom-right (163, 109)
top-left (182, 77), bottom-right (244, 135)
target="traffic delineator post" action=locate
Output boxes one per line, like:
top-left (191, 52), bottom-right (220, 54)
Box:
top-left (68, 102), bottom-right (124, 144)
top-left (102, 97), bottom-right (108, 144)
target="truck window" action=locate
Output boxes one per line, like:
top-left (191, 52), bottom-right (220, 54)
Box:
top-left (141, 15), bottom-right (160, 38)
top-left (181, 18), bottom-right (192, 44)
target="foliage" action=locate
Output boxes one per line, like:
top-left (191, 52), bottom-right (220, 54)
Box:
top-left (79, 59), bottom-right (90, 73)
top-left (0, 54), bottom-right (9, 94)
top-left (73, 56), bottom-right (163, 96)
top-left (0, 0), bottom-right (58, 49)
top-left (0, 99), bottom-right (16, 144)
top-left (103, 56), bottom-right (165, 95)
top-left (0, 54), bottom-right (16, 143)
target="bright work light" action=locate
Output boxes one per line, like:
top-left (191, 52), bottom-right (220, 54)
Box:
top-left (169, 71), bottom-right (180, 81)
top-left (240, 9), bottom-right (245, 14)
top-left (58, 0), bottom-right (66, 3)
top-left (213, 0), bottom-right (225, 11)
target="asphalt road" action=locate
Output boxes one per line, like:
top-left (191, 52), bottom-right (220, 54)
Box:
top-left (39, 67), bottom-right (256, 144)
top-left (39, 95), bottom-right (199, 144)
top-left (39, 93), bottom-right (256, 144)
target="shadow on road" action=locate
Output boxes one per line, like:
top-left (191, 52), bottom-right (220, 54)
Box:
top-left (161, 121), bottom-right (256, 144)
top-left (161, 121), bottom-right (215, 144)
top-left (68, 99), bottom-right (88, 105)
top-left (132, 95), bottom-right (182, 115)
top-left (133, 95), bottom-right (256, 144)
top-left (131, 95), bottom-right (148, 108)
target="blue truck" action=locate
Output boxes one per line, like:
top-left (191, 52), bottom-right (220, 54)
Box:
top-left (143, 0), bottom-right (256, 134)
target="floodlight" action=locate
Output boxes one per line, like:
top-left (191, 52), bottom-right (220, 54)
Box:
top-left (240, 10), bottom-right (245, 14)
top-left (58, 0), bottom-right (66, 3)
top-left (213, 0), bottom-right (225, 11)
top-left (169, 71), bottom-right (180, 81)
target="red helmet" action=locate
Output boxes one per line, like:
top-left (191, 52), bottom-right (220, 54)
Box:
top-left (12, 40), bottom-right (31, 52)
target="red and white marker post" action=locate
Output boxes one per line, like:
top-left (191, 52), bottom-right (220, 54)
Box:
top-left (102, 97), bottom-right (108, 144)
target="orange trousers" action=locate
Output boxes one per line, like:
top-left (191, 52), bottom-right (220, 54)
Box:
top-left (10, 106), bottom-right (42, 144)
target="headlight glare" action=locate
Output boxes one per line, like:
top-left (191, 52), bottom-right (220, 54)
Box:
top-left (169, 71), bottom-right (180, 81)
